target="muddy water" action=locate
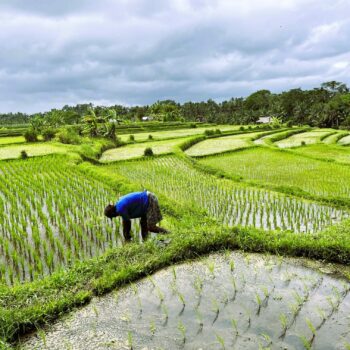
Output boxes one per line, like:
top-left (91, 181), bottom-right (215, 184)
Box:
top-left (21, 252), bottom-right (350, 350)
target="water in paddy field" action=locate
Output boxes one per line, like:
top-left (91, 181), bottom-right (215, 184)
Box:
top-left (21, 252), bottom-right (350, 350)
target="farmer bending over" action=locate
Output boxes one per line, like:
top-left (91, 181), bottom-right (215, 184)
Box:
top-left (104, 191), bottom-right (168, 241)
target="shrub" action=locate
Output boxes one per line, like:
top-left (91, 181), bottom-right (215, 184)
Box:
top-left (23, 129), bottom-right (38, 142)
top-left (56, 128), bottom-right (81, 145)
top-left (190, 123), bottom-right (197, 128)
top-left (148, 134), bottom-right (153, 140)
top-left (144, 147), bottom-right (154, 156)
top-left (20, 150), bottom-right (28, 159)
top-left (204, 129), bottom-right (216, 136)
top-left (301, 141), bottom-right (306, 146)
top-left (215, 129), bottom-right (222, 134)
top-left (42, 128), bottom-right (57, 141)
top-left (239, 126), bottom-right (245, 131)
top-left (129, 135), bottom-right (135, 142)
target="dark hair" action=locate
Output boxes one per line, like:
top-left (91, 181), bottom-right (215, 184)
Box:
top-left (104, 204), bottom-right (117, 218)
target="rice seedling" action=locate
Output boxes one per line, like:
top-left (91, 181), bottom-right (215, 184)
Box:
top-left (344, 341), bottom-right (350, 350)
top-left (243, 306), bottom-right (251, 330)
top-left (315, 307), bottom-right (327, 330)
top-left (37, 328), bottom-right (47, 349)
top-left (299, 335), bottom-right (312, 350)
top-left (161, 304), bottom-right (168, 325)
top-left (206, 259), bottom-right (216, 278)
top-left (305, 318), bottom-right (316, 345)
top-left (127, 331), bottom-right (133, 350)
top-left (177, 291), bottom-right (186, 314)
top-left (279, 313), bottom-right (288, 338)
top-left (211, 297), bottom-right (220, 324)
top-left (255, 292), bottom-right (263, 315)
top-left (193, 275), bottom-right (204, 297)
top-left (231, 318), bottom-right (238, 337)
top-left (260, 333), bottom-right (272, 347)
top-left (221, 290), bottom-right (229, 306)
top-left (155, 286), bottom-right (165, 304)
top-left (229, 259), bottom-right (235, 272)
top-left (215, 332), bottom-right (226, 349)
top-left (195, 309), bottom-right (204, 332)
top-left (149, 319), bottom-right (156, 337)
top-left (177, 320), bottom-right (186, 344)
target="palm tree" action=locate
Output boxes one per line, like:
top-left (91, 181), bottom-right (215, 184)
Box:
top-left (82, 107), bottom-right (98, 137)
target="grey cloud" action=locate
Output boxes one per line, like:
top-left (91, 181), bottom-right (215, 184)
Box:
top-left (0, 0), bottom-right (350, 113)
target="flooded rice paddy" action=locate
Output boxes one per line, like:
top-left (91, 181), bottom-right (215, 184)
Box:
top-left (22, 251), bottom-right (350, 350)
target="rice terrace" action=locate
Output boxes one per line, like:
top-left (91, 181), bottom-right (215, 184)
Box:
top-left (0, 107), bottom-right (350, 350)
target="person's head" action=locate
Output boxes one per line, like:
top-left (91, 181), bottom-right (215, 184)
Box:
top-left (104, 204), bottom-right (118, 219)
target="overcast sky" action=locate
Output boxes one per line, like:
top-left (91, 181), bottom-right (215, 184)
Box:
top-left (1, 0), bottom-right (350, 113)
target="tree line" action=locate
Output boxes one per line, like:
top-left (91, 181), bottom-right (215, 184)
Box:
top-left (1, 81), bottom-right (349, 128)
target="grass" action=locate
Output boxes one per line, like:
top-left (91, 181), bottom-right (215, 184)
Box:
top-left (99, 137), bottom-right (192, 162)
top-left (276, 129), bottom-right (335, 148)
top-left (184, 130), bottom-right (276, 156)
top-left (198, 147), bottom-right (350, 202)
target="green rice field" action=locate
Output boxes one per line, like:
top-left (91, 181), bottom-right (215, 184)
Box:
top-left (1, 125), bottom-right (350, 349)
top-left (0, 142), bottom-right (70, 160)
top-left (338, 134), bottom-right (350, 145)
top-left (198, 147), bottom-right (350, 200)
top-left (276, 129), bottom-right (335, 148)
top-left (100, 137), bottom-right (192, 162)
top-left (109, 156), bottom-right (348, 233)
top-left (0, 136), bottom-right (26, 145)
top-left (185, 130), bottom-right (269, 156)
top-left (291, 143), bottom-right (350, 164)
top-left (118, 124), bottom-right (241, 142)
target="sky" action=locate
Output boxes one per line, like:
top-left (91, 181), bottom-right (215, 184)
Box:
top-left (0, 0), bottom-right (350, 113)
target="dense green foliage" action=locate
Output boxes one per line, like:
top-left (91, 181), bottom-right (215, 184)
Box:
top-left (1, 81), bottom-right (349, 129)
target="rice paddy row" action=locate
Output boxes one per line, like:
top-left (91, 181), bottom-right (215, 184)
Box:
top-left (108, 156), bottom-right (348, 234)
top-left (199, 147), bottom-right (350, 200)
top-left (0, 156), bottom-right (135, 284)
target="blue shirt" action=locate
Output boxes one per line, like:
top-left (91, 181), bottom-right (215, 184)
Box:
top-left (116, 191), bottom-right (149, 220)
